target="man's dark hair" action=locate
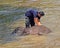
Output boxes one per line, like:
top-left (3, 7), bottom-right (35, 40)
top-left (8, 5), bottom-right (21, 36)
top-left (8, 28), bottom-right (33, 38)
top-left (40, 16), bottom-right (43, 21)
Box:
top-left (38, 11), bottom-right (45, 16)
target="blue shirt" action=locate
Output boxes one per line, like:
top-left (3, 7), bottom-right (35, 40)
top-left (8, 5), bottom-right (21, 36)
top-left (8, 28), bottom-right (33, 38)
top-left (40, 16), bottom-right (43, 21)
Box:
top-left (25, 9), bottom-right (38, 18)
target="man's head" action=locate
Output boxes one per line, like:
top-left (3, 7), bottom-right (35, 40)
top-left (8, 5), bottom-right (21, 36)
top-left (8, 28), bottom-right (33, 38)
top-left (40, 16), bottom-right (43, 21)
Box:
top-left (37, 11), bottom-right (45, 17)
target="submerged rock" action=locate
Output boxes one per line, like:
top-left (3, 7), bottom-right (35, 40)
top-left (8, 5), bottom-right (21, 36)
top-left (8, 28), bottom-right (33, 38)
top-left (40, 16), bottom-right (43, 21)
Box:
top-left (11, 25), bottom-right (52, 36)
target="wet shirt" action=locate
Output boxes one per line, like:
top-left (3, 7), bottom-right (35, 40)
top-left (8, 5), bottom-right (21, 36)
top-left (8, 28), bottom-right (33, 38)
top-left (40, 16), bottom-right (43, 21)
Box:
top-left (25, 9), bottom-right (38, 18)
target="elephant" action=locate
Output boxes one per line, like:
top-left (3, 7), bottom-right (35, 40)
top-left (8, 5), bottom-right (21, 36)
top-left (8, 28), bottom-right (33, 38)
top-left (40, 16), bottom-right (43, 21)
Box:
top-left (11, 25), bottom-right (52, 36)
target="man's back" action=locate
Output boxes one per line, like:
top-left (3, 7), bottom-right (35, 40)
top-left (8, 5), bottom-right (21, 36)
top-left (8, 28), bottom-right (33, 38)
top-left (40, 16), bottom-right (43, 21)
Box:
top-left (25, 9), bottom-right (38, 17)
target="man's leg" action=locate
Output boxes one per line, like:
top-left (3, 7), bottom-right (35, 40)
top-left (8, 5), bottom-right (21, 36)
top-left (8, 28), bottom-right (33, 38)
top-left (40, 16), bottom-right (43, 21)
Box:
top-left (29, 16), bottom-right (35, 27)
top-left (30, 20), bottom-right (35, 27)
top-left (25, 16), bottom-right (30, 28)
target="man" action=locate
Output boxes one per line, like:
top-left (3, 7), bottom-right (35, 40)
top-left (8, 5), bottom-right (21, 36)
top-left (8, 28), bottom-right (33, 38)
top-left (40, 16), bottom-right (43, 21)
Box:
top-left (25, 9), bottom-right (45, 28)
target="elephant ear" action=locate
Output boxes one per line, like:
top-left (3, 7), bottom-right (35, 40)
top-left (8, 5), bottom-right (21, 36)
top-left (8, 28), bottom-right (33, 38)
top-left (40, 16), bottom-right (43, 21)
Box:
top-left (11, 27), bottom-right (24, 35)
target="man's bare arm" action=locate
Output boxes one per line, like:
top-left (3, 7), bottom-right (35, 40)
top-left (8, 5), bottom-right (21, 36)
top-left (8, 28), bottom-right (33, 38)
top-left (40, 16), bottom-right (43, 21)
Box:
top-left (34, 18), bottom-right (42, 26)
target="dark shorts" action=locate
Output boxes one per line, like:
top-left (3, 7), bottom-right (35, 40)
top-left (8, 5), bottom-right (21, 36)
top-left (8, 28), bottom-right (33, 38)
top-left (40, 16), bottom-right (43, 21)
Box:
top-left (25, 16), bottom-right (35, 28)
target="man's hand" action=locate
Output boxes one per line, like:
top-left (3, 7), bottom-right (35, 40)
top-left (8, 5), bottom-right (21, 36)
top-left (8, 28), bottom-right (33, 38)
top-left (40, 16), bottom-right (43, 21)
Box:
top-left (38, 22), bottom-right (42, 26)
top-left (34, 18), bottom-right (42, 26)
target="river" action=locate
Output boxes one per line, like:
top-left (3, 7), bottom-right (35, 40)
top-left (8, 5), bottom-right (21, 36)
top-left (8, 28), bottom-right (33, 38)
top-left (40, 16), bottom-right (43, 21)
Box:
top-left (0, 0), bottom-right (60, 48)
